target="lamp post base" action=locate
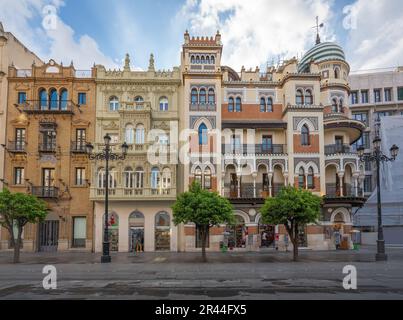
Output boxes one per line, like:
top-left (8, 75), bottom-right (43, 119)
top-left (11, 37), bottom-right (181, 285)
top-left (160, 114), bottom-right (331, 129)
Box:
top-left (101, 241), bottom-right (111, 263)
top-left (376, 240), bottom-right (387, 261)
top-left (376, 253), bottom-right (388, 261)
top-left (101, 255), bottom-right (111, 263)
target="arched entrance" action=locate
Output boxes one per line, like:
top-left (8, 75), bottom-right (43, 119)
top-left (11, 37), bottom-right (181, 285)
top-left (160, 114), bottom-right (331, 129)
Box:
top-left (129, 211), bottom-right (144, 252)
top-left (155, 212), bottom-right (170, 251)
top-left (103, 212), bottom-right (119, 252)
top-left (227, 215), bottom-right (246, 249)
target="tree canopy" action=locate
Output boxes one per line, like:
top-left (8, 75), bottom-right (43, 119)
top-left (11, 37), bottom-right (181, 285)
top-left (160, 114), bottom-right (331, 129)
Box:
top-left (0, 189), bottom-right (48, 263)
top-left (260, 186), bottom-right (322, 261)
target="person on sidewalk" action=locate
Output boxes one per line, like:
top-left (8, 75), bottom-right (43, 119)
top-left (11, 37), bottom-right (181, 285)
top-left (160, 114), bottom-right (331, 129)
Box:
top-left (334, 230), bottom-right (342, 250)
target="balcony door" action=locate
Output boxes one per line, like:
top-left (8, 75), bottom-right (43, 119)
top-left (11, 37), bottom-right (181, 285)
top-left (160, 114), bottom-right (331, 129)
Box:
top-left (230, 135), bottom-right (241, 153)
top-left (42, 168), bottom-right (55, 197)
top-left (262, 135), bottom-right (273, 153)
top-left (230, 173), bottom-right (239, 198)
top-left (76, 129), bottom-right (86, 150)
top-left (335, 136), bottom-right (343, 153)
top-left (15, 128), bottom-right (25, 151)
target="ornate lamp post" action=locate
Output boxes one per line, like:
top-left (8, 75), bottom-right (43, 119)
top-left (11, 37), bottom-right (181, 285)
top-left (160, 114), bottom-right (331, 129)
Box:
top-left (86, 134), bottom-right (128, 263)
top-left (357, 137), bottom-right (399, 261)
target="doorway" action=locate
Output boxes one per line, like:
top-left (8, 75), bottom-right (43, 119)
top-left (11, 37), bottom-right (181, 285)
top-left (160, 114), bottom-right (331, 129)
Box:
top-left (38, 220), bottom-right (59, 252)
top-left (129, 211), bottom-right (145, 252)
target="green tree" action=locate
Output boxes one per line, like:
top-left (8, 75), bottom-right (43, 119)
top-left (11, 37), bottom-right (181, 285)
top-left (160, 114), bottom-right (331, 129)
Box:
top-left (172, 181), bottom-right (234, 261)
top-left (260, 186), bottom-right (321, 261)
top-left (0, 189), bottom-right (47, 263)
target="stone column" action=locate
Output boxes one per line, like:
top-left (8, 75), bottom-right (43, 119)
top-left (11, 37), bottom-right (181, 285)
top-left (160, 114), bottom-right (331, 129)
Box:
top-left (237, 173), bottom-right (241, 198)
top-left (252, 172), bottom-right (257, 198)
top-left (353, 174), bottom-right (359, 197)
top-left (338, 172), bottom-right (344, 196)
top-left (268, 173), bottom-right (273, 197)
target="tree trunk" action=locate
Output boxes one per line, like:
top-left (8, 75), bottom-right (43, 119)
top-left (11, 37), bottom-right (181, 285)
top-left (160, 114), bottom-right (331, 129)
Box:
top-left (292, 223), bottom-right (299, 262)
top-left (13, 226), bottom-right (23, 264)
top-left (201, 225), bottom-right (208, 262)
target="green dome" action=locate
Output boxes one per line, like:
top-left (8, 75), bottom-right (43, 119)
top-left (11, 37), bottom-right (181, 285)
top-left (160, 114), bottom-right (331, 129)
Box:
top-left (298, 42), bottom-right (346, 73)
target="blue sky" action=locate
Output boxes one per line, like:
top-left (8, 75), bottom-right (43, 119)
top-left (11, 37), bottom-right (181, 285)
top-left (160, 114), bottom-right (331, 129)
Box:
top-left (1, 0), bottom-right (402, 71)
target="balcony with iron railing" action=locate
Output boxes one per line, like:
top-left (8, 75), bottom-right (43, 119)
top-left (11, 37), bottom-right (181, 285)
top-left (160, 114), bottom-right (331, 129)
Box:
top-left (223, 183), bottom-right (285, 199)
top-left (31, 186), bottom-right (59, 198)
top-left (39, 142), bottom-right (57, 153)
top-left (324, 144), bottom-right (356, 155)
top-left (90, 186), bottom-right (176, 200)
top-left (7, 141), bottom-right (26, 153)
top-left (190, 102), bottom-right (216, 112)
top-left (222, 144), bottom-right (287, 155)
top-left (19, 100), bottom-right (76, 114)
top-left (71, 141), bottom-right (87, 153)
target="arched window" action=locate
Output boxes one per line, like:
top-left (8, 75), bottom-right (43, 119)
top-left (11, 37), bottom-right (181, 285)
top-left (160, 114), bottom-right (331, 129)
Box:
top-left (301, 125), bottom-right (310, 146)
top-left (298, 168), bottom-right (306, 189)
top-left (196, 56), bottom-right (200, 64)
top-left (125, 124), bottom-right (134, 144)
top-left (260, 97), bottom-right (266, 112)
top-left (307, 167), bottom-right (314, 189)
top-left (338, 98), bottom-right (343, 113)
top-left (228, 97), bottom-right (234, 112)
top-left (49, 88), bottom-right (58, 110)
top-left (60, 89), bottom-right (68, 110)
top-left (206, 56), bottom-right (210, 64)
top-left (109, 96), bottom-right (119, 111)
top-left (304, 90), bottom-right (313, 105)
top-left (108, 168), bottom-right (117, 189)
top-left (201, 56), bottom-right (205, 64)
top-left (198, 123), bottom-right (208, 145)
top-left (204, 167), bottom-right (212, 190)
top-left (235, 97), bottom-right (242, 112)
top-left (334, 67), bottom-right (340, 79)
top-left (331, 98), bottom-right (338, 113)
top-left (159, 97), bottom-right (168, 111)
top-left (123, 167), bottom-right (134, 189)
top-left (191, 88), bottom-right (198, 104)
top-left (97, 168), bottom-right (105, 188)
top-left (190, 55), bottom-right (195, 64)
top-left (134, 96), bottom-right (144, 103)
top-left (135, 167), bottom-right (144, 189)
top-left (208, 88), bottom-right (215, 104)
top-left (151, 167), bottom-right (160, 190)
top-left (39, 89), bottom-right (48, 110)
top-left (199, 88), bottom-right (207, 104)
top-left (194, 166), bottom-right (202, 185)
top-left (135, 124), bottom-right (145, 144)
top-left (161, 168), bottom-right (171, 192)
top-left (267, 97), bottom-right (273, 112)
top-left (211, 56), bottom-right (215, 64)
top-left (296, 90), bottom-right (304, 105)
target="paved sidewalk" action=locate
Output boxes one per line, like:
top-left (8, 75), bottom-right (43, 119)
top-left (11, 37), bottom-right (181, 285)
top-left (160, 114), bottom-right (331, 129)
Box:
top-left (0, 246), bottom-right (402, 299)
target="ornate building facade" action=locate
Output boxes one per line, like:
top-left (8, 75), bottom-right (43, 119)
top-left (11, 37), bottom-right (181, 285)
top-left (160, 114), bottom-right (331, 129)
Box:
top-left (91, 54), bottom-right (181, 252)
top-left (1, 60), bottom-right (96, 251)
top-left (0, 27), bottom-right (369, 253)
top-left (180, 33), bottom-right (366, 252)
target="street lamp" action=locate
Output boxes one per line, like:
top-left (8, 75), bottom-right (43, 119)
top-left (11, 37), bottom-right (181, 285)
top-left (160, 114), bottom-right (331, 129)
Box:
top-left (86, 134), bottom-right (128, 263)
top-left (357, 136), bottom-right (399, 261)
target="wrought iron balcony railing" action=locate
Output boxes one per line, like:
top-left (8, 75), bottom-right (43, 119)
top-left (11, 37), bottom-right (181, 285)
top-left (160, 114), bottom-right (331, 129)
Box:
top-left (7, 141), bottom-right (26, 153)
top-left (20, 100), bottom-right (75, 114)
top-left (325, 183), bottom-right (356, 197)
top-left (324, 144), bottom-right (355, 155)
top-left (39, 142), bottom-right (57, 153)
top-left (71, 141), bottom-right (87, 153)
top-left (31, 186), bottom-right (59, 198)
top-left (222, 144), bottom-right (286, 155)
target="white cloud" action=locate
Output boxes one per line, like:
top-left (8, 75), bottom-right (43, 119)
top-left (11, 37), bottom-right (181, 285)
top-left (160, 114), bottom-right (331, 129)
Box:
top-left (0, 0), bottom-right (117, 69)
top-left (176, 0), bottom-right (335, 71)
top-left (346, 0), bottom-right (403, 70)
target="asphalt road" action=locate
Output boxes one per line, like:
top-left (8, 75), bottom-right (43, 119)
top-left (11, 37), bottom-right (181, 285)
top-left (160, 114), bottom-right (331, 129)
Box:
top-left (0, 247), bottom-right (402, 300)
